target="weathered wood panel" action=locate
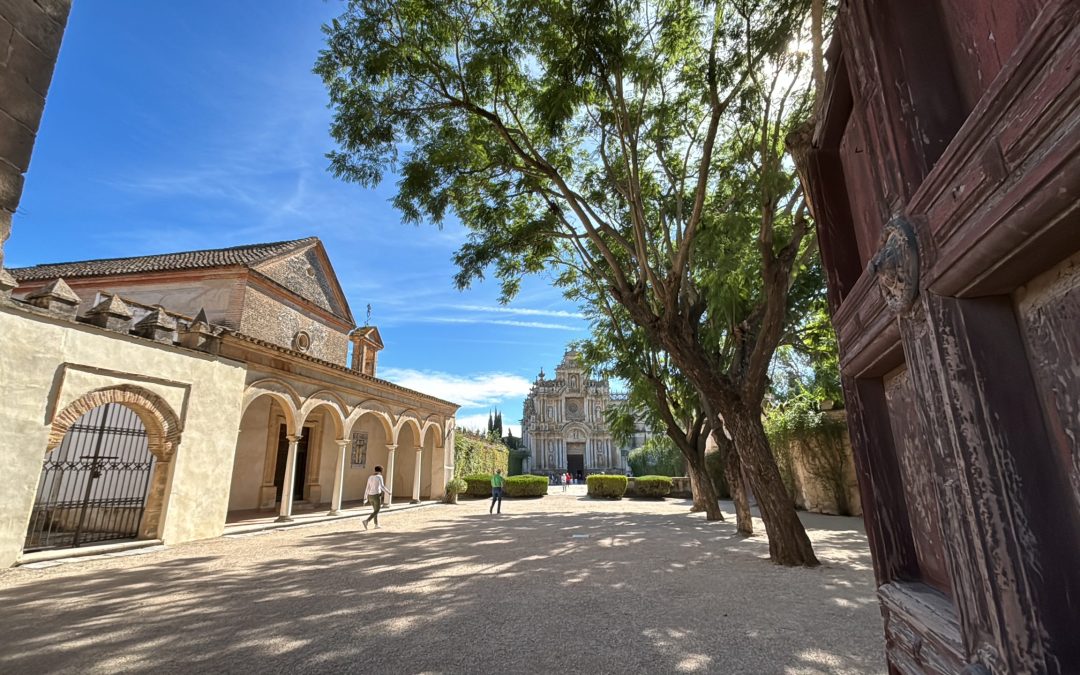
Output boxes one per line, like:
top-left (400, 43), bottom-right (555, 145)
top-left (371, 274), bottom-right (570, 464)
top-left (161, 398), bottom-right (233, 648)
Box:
top-left (937, 0), bottom-right (1043, 110)
top-left (1016, 252), bottom-right (1080, 513)
top-left (902, 293), bottom-right (1080, 673)
top-left (882, 368), bottom-right (952, 594)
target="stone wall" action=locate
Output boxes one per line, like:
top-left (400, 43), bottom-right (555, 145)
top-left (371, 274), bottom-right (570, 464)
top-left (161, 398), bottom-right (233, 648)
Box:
top-left (0, 0), bottom-right (71, 271)
top-left (239, 285), bottom-right (349, 365)
top-left (0, 303), bottom-right (247, 567)
top-left (785, 413), bottom-right (862, 517)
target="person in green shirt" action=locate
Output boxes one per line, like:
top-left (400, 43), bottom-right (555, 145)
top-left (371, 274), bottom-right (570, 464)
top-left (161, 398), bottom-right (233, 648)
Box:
top-left (490, 469), bottom-right (504, 514)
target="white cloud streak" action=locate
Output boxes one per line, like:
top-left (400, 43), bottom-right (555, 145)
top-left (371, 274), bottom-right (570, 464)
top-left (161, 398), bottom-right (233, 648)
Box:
top-left (380, 368), bottom-right (533, 408)
top-left (426, 317), bottom-right (581, 331)
top-left (450, 304), bottom-right (585, 319)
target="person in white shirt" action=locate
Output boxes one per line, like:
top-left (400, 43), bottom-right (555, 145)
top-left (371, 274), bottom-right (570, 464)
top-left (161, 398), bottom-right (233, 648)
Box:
top-left (363, 466), bottom-right (391, 530)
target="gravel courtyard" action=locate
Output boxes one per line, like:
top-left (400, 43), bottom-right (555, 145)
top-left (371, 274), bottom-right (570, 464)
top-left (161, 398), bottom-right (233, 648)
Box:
top-left (0, 493), bottom-right (885, 674)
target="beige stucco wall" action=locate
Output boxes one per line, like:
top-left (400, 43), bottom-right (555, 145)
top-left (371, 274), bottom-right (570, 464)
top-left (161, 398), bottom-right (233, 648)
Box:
top-left (229, 396), bottom-right (273, 511)
top-left (0, 305), bottom-right (246, 567)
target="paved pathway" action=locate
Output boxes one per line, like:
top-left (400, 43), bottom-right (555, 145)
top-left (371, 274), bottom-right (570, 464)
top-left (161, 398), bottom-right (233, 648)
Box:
top-left (0, 494), bottom-right (885, 674)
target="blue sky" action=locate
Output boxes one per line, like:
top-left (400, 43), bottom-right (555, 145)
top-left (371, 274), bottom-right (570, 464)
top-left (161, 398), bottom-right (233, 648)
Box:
top-left (8, 1), bottom-right (591, 434)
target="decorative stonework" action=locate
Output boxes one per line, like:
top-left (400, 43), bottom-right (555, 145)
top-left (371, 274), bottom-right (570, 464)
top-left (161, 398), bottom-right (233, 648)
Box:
top-left (49, 385), bottom-right (183, 459)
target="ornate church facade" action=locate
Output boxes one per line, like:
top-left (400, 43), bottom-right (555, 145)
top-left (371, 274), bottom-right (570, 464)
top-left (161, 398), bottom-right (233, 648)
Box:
top-left (521, 350), bottom-right (627, 476)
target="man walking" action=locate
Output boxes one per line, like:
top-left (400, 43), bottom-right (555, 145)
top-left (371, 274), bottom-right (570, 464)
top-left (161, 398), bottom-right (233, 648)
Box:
top-left (363, 466), bottom-right (391, 530)
top-left (490, 469), bottom-right (504, 514)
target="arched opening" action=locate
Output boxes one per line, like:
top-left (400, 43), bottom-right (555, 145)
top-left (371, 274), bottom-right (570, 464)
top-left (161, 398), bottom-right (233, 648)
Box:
top-left (28, 385), bottom-right (182, 552)
top-left (393, 420), bottom-right (421, 501)
top-left (228, 393), bottom-right (298, 514)
top-left (343, 410), bottom-right (393, 506)
top-left (299, 402), bottom-right (346, 506)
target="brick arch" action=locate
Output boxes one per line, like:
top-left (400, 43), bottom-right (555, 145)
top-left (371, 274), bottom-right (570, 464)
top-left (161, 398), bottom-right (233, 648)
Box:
top-left (48, 385), bottom-right (183, 461)
top-left (45, 385), bottom-right (183, 540)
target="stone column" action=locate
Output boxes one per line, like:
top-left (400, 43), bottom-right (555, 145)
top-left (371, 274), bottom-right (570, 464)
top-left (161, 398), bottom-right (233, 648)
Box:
top-left (411, 446), bottom-right (423, 503)
top-left (277, 435), bottom-right (302, 522)
top-left (385, 444), bottom-right (397, 505)
top-left (328, 439), bottom-right (349, 515)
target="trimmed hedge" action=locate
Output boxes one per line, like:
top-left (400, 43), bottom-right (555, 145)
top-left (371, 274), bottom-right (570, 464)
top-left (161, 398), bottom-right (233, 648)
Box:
top-left (504, 475), bottom-right (548, 498)
top-left (634, 475), bottom-right (673, 499)
top-left (454, 433), bottom-right (509, 477)
top-left (462, 474), bottom-right (493, 497)
top-left (587, 474), bottom-right (628, 499)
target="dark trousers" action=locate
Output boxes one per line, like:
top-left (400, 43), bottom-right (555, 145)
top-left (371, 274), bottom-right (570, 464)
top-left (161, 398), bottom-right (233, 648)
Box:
top-left (365, 494), bottom-right (383, 525)
top-left (490, 487), bottom-right (503, 513)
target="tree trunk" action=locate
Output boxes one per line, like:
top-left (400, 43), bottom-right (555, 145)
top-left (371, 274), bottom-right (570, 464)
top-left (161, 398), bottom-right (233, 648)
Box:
top-left (726, 399), bottom-right (819, 566)
top-left (684, 449), bottom-right (724, 521)
top-left (687, 468), bottom-right (706, 512)
top-left (723, 442), bottom-right (754, 536)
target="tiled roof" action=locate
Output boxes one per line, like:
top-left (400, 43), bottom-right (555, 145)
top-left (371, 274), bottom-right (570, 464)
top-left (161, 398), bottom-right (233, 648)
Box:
top-left (8, 237), bottom-right (318, 282)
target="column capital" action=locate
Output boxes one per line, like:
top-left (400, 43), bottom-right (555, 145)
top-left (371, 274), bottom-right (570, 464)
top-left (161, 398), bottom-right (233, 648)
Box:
top-left (334, 439), bottom-right (349, 447)
top-left (286, 435), bottom-right (304, 443)
top-left (415, 445), bottom-right (423, 453)
top-left (386, 444), bottom-right (397, 452)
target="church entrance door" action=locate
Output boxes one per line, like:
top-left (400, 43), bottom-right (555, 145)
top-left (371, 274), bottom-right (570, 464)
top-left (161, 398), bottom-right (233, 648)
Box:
top-left (566, 454), bottom-right (584, 477)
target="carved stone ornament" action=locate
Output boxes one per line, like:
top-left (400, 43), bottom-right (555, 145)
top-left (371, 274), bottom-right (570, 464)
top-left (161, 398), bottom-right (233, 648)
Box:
top-left (293, 330), bottom-right (312, 353)
top-left (868, 216), bottom-right (920, 313)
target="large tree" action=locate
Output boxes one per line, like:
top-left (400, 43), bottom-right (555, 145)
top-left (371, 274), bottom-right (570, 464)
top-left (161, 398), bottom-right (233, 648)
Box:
top-left (318, 0), bottom-right (819, 565)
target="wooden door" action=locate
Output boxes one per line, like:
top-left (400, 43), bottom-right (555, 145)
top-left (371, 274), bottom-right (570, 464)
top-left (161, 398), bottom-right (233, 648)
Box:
top-left (803, 1), bottom-right (1080, 673)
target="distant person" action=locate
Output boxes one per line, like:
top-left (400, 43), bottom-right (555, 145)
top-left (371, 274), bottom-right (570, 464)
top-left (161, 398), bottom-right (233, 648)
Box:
top-left (490, 469), bottom-right (505, 514)
top-left (362, 466), bottom-right (391, 530)
top-left (560, 472), bottom-right (567, 492)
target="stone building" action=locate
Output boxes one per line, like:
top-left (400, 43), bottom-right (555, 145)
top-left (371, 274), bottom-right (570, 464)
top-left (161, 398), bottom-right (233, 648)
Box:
top-left (0, 238), bottom-right (458, 567)
top-left (520, 350), bottom-right (627, 476)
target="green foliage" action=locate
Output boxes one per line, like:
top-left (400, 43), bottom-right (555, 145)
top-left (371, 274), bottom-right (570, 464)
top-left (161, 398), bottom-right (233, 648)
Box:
top-left (764, 393), bottom-right (852, 515)
top-left (507, 448), bottom-right (530, 476)
top-left (587, 474), bottom-right (628, 499)
top-left (454, 433), bottom-right (509, 478)
top-left (444, 477), bottom-right (468, 503)
top-left (627, 436), bottom-right (685, 477)
top-left (633, 475), bottom-right (673, 499)
top-left (461, 474), bottom-right (493, 498)
top-left (503, 475), bottom-right (548, 498)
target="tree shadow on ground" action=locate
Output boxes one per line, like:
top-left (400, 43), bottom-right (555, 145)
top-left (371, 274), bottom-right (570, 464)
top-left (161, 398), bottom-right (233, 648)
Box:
top-left (0, 502), bottom-right (885, 674)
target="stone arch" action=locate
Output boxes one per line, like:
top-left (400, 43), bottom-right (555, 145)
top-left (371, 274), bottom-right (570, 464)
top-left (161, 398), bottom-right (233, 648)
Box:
top-left (242, 379), bottom-right (301, 435)
top-left (420, 417), bottom-right (444, 448)
top-left (46, 385), bottom-right (183, 540)
top-left (49, 385), bottom-right (182, 460)
top-left (299, 393), bottom-right (347, 439)
top-left (346, 407), bottom-right (394, 440)
top-left (393, 410), bottom-right (423, 447)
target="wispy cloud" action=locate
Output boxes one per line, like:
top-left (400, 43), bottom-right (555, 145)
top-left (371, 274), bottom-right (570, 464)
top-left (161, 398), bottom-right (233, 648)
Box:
top-left (450, 304), bottom-right (585, 319)
top-left (380, 368), bottom-right (533, 408)
top-left (425, 317), bottom-right (580, 331)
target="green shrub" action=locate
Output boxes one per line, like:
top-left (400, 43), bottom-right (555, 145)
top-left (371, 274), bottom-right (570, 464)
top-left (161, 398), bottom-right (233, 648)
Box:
top-left (462, 473), bottom-right (493, 497)
top-left (587, 474), bottom-right (628, 499)
top-left (444, 477), bottom-right (468, 503)
top-left (627, 437), bottom-right (684, 476)
top-left (454, 434), bottom-right (509, 477)
top-left (503, 475), bottom-right (548, 498)
top-left (633, 475), bottom-right (672, 499)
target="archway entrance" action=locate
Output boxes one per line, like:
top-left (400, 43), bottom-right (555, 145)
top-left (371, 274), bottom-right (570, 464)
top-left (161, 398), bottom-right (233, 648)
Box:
top-left (25, 403), bottom-right (155, 552)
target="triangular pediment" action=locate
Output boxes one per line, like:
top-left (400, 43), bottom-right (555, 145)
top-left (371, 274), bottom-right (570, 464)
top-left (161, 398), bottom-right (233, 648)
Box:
top-left (252, 242), bottom-right (353, 323)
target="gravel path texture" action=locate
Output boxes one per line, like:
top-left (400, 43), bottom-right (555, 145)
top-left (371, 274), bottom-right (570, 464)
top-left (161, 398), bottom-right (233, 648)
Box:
top-left (0, 493), bottom-right (886, 674)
